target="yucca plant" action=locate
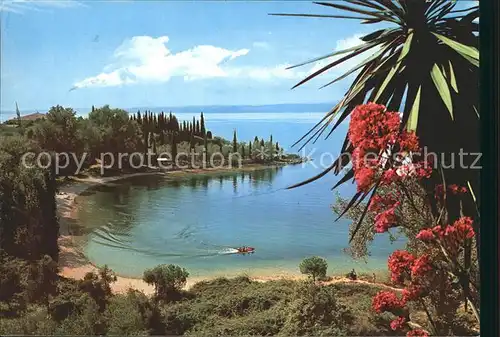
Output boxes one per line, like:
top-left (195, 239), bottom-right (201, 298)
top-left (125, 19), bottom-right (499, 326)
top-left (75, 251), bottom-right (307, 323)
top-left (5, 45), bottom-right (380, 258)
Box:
top-left (272, 0), bottom-right (479, 246)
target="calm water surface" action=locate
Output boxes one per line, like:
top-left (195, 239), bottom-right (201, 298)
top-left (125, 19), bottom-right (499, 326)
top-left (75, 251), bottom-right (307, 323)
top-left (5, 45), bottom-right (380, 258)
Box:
top-left (73, 112), bottom-right (404, 278)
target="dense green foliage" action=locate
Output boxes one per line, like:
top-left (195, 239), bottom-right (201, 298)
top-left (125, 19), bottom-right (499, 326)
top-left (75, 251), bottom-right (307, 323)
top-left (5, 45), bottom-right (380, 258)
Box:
top-left (299, 256), bottom-right (328, 281)
top-left (143, 264), bottom-right (189, 302)
top-left (1, 270), bottom-right (405, 336)
top-left (0, 135), bottom-right (59, 261)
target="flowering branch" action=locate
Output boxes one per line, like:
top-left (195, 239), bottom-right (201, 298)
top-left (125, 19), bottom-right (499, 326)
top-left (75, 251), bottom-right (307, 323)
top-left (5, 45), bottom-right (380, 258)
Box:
top-left (345, 103), bottom-right (480, 336)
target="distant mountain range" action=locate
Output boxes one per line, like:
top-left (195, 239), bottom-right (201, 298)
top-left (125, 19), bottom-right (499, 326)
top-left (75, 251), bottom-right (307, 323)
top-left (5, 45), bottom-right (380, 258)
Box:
top-left (125, 103), bottom-right (335, 114)
top-left (1, 103), bottom-right (335, 122)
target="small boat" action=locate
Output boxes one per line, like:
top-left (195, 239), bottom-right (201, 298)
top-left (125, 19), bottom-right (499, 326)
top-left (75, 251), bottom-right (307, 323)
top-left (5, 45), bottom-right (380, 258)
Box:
top-left (236, 246), bottom-right (255, 254)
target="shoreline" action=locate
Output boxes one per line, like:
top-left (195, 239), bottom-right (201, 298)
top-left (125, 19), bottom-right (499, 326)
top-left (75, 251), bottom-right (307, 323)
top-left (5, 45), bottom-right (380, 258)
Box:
top-left (57, 167), bottom-right (394, 296)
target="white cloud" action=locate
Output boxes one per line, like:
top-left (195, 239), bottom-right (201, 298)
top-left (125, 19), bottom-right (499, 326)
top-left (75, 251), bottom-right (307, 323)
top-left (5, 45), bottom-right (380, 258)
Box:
top-left (0, 0), bottom-right (85, 14)
top-left (72, 35), bottom-right (303, 89)
top-left (252, 41), bottom-right (270, 49)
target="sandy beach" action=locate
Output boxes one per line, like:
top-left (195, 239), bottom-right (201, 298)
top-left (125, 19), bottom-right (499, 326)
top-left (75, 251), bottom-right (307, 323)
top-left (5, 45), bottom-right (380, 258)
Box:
top-left (56, 171), bottom-right (398, 296)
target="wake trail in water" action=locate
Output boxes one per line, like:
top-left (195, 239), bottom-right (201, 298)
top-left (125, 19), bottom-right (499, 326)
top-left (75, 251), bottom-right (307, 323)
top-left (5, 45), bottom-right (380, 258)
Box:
top-left (217, 248), bottom-right (240, 254)
top-left (199, 241), bottom-right (242, 255)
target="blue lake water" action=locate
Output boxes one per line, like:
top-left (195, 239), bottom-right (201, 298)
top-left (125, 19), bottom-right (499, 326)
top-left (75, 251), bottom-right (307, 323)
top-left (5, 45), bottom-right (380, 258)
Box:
top-left (73, 112), bottom-right (404, 278)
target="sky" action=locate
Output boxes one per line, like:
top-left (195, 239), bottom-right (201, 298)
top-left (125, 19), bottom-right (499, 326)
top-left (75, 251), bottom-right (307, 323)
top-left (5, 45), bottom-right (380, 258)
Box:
top-left (0, 0), bottom-right (478, 112)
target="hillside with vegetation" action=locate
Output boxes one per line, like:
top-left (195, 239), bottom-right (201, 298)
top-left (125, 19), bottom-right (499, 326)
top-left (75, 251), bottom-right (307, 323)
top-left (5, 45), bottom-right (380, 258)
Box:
top-left (1, 105), bottom-right (303, 177)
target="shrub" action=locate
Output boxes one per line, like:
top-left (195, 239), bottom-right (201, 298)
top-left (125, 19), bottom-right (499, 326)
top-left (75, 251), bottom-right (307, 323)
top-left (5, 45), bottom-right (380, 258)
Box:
top-left (106, 290), bottom-right (156, 335)
top-left (279, 282), bottom-right (351, 336)
top-left (299, 256), bottom-right (328, 281)
top-left (143, 264), bottom-right (189, 302)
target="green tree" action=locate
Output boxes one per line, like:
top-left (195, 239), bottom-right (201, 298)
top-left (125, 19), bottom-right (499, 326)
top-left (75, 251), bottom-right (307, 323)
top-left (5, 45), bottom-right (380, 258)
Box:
top-left (275, 1), bottom-right (480, 254)
top-left (0, 136), bottom-right (59, 261)
top-left (248, 141), bottom-right (252, 158)
top-left (143, 264), bottom-right (189, 302)
top-left (232, 130), bottom-right (238, 153)
top-left (105, 290), bottom-right (162, 335)
top-left (281, 282), bottom-right (349, 336)
top-left (299, 256), bottom-right (328, 281)
top-left (78, 266), bottom-right (117, 312)
top-left (15, 102), bottom-right (21, 129)
top-left (204, 133), bottom-right (209, 158)
top-left (241, 144), bottom-right (246, 158)
top-left (200, 112), bottom-right (206, 136)
top-left (29, 105), bottom-right (84, 175)
top-left (88, 105), bottom-right (142, 168)
top-left (269, 134), bottom-right (274, 157)
top-left (195, 120), bottom-right (200, 135)
top-left (171, 132), bottom-right (178, 166)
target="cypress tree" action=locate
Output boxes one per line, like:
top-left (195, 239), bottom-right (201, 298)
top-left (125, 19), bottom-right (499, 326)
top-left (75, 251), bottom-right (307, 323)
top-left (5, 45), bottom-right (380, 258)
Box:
top-left (269, 134), bottom-right (274, 156)
top-left (171, 132), bottom-right (178, 165)
top-left (137, 110), bottom-right (142, 124)
top-left (190, 132), bottom-right (195, 150)
top-left (91, 105), bottom-right (95, 112)
top-left (172, 116), bottom-right (179, 132)
top-left (196, 120), bottom-right (200, 135)
top-left (241, 145), bottom-right (246, 158)
top-left (200, 112), bottom-right (206, 136)
top-left (249, 141), bottom-right (252, 158)
top-left (232, 130), bottom-right (238, 153)
top-left (204, 133), bottom-right (209, 157)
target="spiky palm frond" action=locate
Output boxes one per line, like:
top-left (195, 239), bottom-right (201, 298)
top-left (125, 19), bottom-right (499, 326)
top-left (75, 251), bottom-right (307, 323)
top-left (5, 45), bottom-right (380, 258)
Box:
top-left (272, 0), bottom-right (479, 238)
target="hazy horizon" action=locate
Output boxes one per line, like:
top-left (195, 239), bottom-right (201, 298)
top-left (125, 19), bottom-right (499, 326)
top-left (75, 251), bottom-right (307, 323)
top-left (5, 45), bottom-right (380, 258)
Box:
top-left (0, 102), bottom-right (335, 121)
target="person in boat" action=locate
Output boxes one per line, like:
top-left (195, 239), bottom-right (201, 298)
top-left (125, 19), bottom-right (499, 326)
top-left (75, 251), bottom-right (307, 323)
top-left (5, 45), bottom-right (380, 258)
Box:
top-left (237, 246), bottom-right (253, 253)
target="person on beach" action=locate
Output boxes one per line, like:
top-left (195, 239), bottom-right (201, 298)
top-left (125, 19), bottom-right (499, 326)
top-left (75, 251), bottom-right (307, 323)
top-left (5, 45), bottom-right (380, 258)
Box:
top-left (347, 268), bottom-right (357, 280)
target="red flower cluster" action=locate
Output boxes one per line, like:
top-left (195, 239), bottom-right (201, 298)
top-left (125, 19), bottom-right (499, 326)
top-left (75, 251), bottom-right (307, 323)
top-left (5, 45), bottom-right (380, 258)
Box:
top-left (372, 290), bottom-right (404, 314)
top-left (354, 166), bottom-right (377, 193)
top-left (397, 131), bottom-right (420, 153)
top-left (402, 285), bottom-right (423, 302)
top-left (410, 254), bottom-right (433, 279)
top-left (434, 184), bottom-right (468, 201)
top-left (374, 203), bottom-right (400, 233)
top-left (415, 228), bottom-right (434, 241)
top-left (390, 316), bottom-right (407, 331)
top-left (388, 250), bottom-right (416, 284)
top-left (348, 102), bottom-right (400, 151)
top-left (348, 103), bottom-right (432, 234)
top-left (406, 329), bottom-right (429, 337)
top-left (449, 184), bottom-right (468, 194)
top-left (412, 161), bottom-right (434, 179)
top-left (416, 217), bottom-right (475, 253)
top-left (368, 194), bottom-right (399, 213)
top-left (348, 103), bottom-right (418, 192)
